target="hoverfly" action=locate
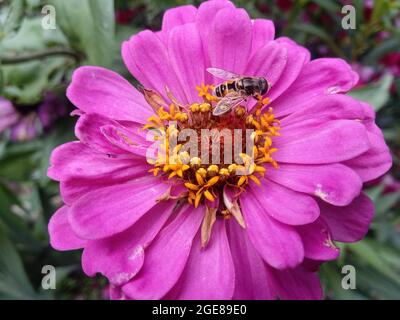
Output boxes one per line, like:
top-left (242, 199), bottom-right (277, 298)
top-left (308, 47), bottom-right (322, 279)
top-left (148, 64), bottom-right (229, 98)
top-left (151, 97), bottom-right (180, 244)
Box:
top-left (207, 67), bottom-right (270, 116)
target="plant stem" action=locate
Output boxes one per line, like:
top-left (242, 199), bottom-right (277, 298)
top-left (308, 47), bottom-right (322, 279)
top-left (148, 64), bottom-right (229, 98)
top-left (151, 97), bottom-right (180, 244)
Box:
top-left (0, 47), bottom-right (82, 64)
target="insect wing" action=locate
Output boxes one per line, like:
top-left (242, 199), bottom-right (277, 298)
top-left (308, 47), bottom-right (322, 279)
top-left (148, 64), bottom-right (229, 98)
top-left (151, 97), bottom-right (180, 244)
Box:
top-left (207, 67), bottom-right (240, 80)
top-left (213, 93), bottom-right (245, 116)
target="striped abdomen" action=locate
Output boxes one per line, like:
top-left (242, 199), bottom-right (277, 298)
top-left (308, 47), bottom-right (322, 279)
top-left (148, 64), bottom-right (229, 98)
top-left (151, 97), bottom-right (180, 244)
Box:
top-left (214, 81), bottom-right (237, 97)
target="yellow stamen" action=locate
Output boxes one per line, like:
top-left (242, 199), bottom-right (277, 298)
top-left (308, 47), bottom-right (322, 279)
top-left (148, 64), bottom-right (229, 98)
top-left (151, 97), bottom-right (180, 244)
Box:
top-left (143, 82), bottom-right (280, 208)
top-left (204, 190), bottom-right (215, 202)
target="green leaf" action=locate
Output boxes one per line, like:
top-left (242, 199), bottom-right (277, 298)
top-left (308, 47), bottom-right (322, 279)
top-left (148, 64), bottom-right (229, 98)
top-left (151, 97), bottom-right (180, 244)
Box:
top-left (348, 73), bottom-right (394, 111)
top-left (1, 16), bottom-right (68, 52)
top-left (0, 141), bottom-right (41, 181)
top-left (0, 0), bottom-right (25, 40)
top-left (311, 0), bottom-right (340, 12)
top-left (320, 263), bottom-right (367, 300)
top-left (349, 239), bottom-right (400, 286)
top-left (375, 192), bottom-right (400, 217)
top-left (1, 17), bottom-right (71, 104)
top-left (290, 23), bottom-right (343, 57)
top-left (2, 58), bottom-right (67, 104)
top-left (364, 184), bottom-right (385, 202)
top-left (0, 224), bottom-right (37, 299)
top-left (356, 267), bottom-right (400, 299)
top-left (49, 0), bottom-right (115, 67)
top-left (363, 38), bottom-right (400, 64)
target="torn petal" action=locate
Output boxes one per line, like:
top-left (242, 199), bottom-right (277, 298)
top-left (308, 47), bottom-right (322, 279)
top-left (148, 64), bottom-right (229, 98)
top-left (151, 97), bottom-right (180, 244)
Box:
top-left (223, 186), bottom-right (246, 228)
top-left (201, 205), bottom-right (217, 247)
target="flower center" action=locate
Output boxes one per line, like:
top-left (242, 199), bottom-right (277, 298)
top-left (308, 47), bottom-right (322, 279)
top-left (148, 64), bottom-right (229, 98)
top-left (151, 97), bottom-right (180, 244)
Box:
top-left (142, 84), bottom-right (280, 208)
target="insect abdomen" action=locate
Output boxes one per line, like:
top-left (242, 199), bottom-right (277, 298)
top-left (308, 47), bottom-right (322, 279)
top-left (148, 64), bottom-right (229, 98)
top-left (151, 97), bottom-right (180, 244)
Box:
top-left (215, 81), bottom-right (238, 97)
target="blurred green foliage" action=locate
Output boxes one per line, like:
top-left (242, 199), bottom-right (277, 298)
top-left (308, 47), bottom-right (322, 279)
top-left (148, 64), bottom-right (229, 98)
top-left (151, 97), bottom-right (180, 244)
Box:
top-left (0, 0), bottom-right (399, 299)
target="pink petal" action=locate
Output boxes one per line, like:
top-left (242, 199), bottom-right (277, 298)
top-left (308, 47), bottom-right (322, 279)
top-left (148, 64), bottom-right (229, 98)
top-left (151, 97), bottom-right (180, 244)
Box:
top-left (109, 285), bottom-right (125, 300)
top-left (122, 30), bottom-right (187, 103)
top-left (272, 58), bottom-right (359, 117)
top-left (82, 200), bottom-right (176, 286)
top-left (168, 23), bottom-right (205, 102)
top-left (228, 219), bottom-right (275, 299)
top-left (274, 120), bottom-right (370, 164)
top-left (0, 97), bottom-right (20, 132)
top-left (100, 124), bottom-right (150, 158)
top-left (245, 41), bottom-right (288, 88)
top-left (47, 142), bottom-right (140, 181)
top-left (122, 205), bottom-right (204, 300)
top-left (196, 0), bottom-right (235, 48)
top-left (281, 94), bottom-right (367, 127)
top-left (161, 5), bottom-right (197, 35)
top-left (10, 113), bottom-right (37, 142)
top-left (320, 193), bottom-right (374, 242)
top-left (250, 19), bottom-right (275, 55)
top-left (267, 163), bottom-right (362, 206)
top-left (249, 180), bottom-right (319, 225)
top-left (343, 131), bottom-right (392, 182)
top-left (166, 219), bottom-right (235, 300)
top-left (297, 219), bottom-right (340, 261)
top-left (240, 189), bottom-right (304, 269)
top-left (48, 206), bottom-right (87, 251)
top-left (266, 38), bottom-right (310, 101)
top-left (268, 261), bottom-right (323, 300)
top-left (360, 103), bottom-right (383, 136)
top-left (75, 113), bottom-right (126, 155)
top-left (208, 7), bottom-right (252, 77)
top-left (59, 164), bottom-right (149, 205)
top-left (69, 177), bottom-right (170, 239)
top-left (195, 0), bottom-right (236, 83)
top-left (67, 66), bottom-right (151, 123)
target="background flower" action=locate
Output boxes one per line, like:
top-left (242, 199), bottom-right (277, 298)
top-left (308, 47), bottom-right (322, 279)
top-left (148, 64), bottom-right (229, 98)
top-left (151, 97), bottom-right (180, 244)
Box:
top-left (0, 93), bottom-right (67, 142)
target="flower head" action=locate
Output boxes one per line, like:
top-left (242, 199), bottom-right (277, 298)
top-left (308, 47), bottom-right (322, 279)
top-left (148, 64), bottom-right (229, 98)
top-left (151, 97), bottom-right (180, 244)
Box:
top-left (48, 0), bottom-right (392, 300)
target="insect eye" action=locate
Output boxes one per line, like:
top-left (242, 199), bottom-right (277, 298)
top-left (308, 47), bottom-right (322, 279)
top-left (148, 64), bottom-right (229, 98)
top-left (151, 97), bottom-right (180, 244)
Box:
top-left (260, 79), bottom-right (269, 95)
top-left (260, 86), bottom-right (267, 95)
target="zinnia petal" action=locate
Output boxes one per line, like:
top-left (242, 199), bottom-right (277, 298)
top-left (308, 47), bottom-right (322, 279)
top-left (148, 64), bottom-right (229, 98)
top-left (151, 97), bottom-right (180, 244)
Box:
top-left (343, 131), bottom-right (392, 182)
top-left (166, 219), bottom-right (235, 300)
top-left (268, 261), bottom-right (323, 300)
top-left (48, 206), bottom-right (87, 251)
top-left (122, 30), bottom-right (187, 103)
top-left (82, 200), bottom-right (176, 286)
top-left (122, 205), bottom-right (203, 300)
top-left (273, 58), bottom-right (359, 116)
top-left (297, 219), bottom-right (340, 261)
top-left (228, 219), bottom-right (275, 299)
top-left (207, 7), bottom-right (252, 76)
top-left (249, 180), bottom-right (319, 225)
top-left (67, 66), bottom-right (152, 123)
top-left (240, 189), bottom-right (304, 269)
top-left (267, 163), bottom-right (362, 206)
top-left (250, 19), bottom-right (275, 55)
top-left (162, 5), bottom-right (197, 35)
top-left (168, 23), bottom-right (206, 102)
top-left (69, 177), bottom-right (170, 239)
top-left (320, 193), bottom-right (374, 242)
top-left (274, 120), bottom-right (370, 164)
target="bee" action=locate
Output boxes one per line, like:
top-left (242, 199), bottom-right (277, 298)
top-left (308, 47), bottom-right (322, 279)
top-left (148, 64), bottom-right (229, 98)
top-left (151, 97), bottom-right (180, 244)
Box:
top-left (207, 67), bottom-right (270, 116)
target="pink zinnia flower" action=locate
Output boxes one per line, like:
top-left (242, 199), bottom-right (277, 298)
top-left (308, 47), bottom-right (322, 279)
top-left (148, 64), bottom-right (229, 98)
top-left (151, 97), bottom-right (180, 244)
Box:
top-left (48, 0), bottom-right (392, 300)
